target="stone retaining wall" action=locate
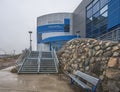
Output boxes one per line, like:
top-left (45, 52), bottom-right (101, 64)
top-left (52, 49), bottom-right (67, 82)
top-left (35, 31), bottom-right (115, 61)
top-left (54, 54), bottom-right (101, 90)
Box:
top-left (57, 38), bottom-right (120, 92)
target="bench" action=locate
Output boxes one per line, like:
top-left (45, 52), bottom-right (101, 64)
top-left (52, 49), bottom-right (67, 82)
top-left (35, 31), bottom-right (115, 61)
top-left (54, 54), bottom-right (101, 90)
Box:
top-left (68, 70), bottom-right (100, 92)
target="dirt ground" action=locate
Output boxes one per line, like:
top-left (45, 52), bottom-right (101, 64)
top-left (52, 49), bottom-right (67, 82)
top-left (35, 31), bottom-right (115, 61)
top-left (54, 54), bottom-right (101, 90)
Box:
top-left (0, 56), bottom-right (18, 70)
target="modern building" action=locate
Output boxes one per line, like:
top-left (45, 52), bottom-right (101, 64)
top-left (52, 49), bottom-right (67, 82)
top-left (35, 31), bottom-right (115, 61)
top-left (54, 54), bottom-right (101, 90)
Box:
top-left (37, 0), bottom-right (120, 51)
top-left (37, 13), bottom-right (78, 51)
top-left (73, 0), bottom-right (120, 41)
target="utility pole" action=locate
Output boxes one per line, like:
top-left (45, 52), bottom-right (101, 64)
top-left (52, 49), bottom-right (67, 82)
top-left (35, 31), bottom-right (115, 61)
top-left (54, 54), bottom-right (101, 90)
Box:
top-left (29, 31), bottom-right (32, 51)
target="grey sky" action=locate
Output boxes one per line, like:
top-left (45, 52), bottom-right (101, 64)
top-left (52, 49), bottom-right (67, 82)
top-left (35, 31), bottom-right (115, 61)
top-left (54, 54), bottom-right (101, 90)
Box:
top-left (0, 0), bottom-right (82, 54)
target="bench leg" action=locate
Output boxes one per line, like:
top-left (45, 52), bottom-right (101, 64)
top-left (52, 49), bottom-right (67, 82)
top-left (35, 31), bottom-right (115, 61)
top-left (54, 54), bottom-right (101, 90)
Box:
top-left (86, 89), bottom-right (90, 92)
top-left (92, 86), bottom-right (97, 92)
top-left (70, 78), bottom-right (74, 84)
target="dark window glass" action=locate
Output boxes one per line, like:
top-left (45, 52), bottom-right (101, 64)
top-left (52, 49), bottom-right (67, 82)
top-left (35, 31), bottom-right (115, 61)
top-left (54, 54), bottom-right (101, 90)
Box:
top-left (100, 11), bottom-right (108, 22)
top-left (87, 17), bottom-right (93, 24)
top-left (100, 0), bottom-right (108, 8)
top-left (87, 8), bottom-right (93, 18)
top-left (93, 12), bottom-right (100, 25)
top-left (64, 24), bottom-right (70, 32)
top-left (100, 24), bottom-right (107, 34)
top-left (93, 1), bottom-right (100, 14)
top-left (93, 29), bottom-right (99, 37)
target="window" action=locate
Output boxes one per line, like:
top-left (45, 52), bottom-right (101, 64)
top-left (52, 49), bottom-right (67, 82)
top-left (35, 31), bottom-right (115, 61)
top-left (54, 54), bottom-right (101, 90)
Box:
top-left (100, 5), bottom-right (108, 14)
top-left (100, 19), bottom-right (107, 27)
top-left (100, 24), bottom-right (107, 34)
top-left (87, 8), bottom-right (93, 18)
top-left (93, 0), bottom-right (98, 5)
top-left (100, 0), bottom-right (108, 8)
top-left (93, 12), bottom-right (100, 25)
top-left (87, 3), bottom-right (92, 10)
top-left (100, 11), bottom-right (108, 22)
top-left (101, 11), bottom-right (108, 18)
top-left (87, 17), bottom-right (93, 24)
top-left (93, 1), bottom-right (100, 14)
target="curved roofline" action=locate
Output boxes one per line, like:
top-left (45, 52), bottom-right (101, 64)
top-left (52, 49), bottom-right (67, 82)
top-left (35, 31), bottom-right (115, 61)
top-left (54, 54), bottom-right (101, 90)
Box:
top-left (37, 12), bottom-right (73, 18)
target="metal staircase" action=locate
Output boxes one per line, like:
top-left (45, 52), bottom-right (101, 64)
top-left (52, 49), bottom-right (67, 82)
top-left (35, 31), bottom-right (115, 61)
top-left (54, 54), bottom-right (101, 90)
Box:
top-left (17, 50), bottom-right (58, 74)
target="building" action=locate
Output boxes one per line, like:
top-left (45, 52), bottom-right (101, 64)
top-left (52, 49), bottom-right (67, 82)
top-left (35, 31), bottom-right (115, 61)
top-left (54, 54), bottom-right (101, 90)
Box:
top-left (37, 13), bottom-right (78, 51)
top-left (37, 0), bottom-right (120, 51)
top-left (73, 0), bottom-right (120, 41)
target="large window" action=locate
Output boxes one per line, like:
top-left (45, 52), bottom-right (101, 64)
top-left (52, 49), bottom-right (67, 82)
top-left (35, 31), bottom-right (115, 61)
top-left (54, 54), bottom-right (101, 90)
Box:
top-left (93, 1), bottom-right (100, 14)
top-left (93, 12), bottom-right (100, 25)
top-left (86, 0), bottom-right (108, 38)
top-left (100, 5), bottom-right (108, 14)
top-left (100, 0), bottom-right (108, 8)
top-left (87, 8), bottom-right (93, 18)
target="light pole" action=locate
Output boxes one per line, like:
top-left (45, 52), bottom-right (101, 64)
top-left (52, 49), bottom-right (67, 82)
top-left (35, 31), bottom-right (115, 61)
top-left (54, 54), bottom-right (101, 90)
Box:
top-left (76, 31), bottom-right (80, 38)
top-left (29, 31), bottom-right (32, 51)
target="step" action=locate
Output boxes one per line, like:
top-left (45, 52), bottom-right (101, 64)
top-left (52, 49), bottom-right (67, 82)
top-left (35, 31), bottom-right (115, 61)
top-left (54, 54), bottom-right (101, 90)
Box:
top-left (18, 72), bottom-right (38, 74)
top-left (41, 62), bottom-right (54, 63)
top-left (24, 64), bottom-right (38, 66)
top-left (40, 68), bottom-right (56, 70)
top-left (22, 68), bottom-right (38, 70)
top-left (39, 70), bottom-right (57, 72)
top-left (40, 65), bottom-right (55, 67)
top-left (23, 66), bottom-right (38, 67)
top-left (40, 64), bottom-right (55, 66)
top-left (40, 66), bottom-right (56, 68)
top-left (39, 71), bottom-right (57, 74)
top-left (20, 70), bottom-right (38, 72)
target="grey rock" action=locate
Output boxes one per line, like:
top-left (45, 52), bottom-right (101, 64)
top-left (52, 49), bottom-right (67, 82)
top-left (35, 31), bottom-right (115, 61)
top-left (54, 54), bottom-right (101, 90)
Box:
top-left (95, 50), bottom-right (103, 56)
top-left (99, 75), bottom-right (104, 80)
top-left (113, 52), bottom-right (119, 57)
top-left (103, 51), bottom-right (113, 57)
top-left (85, 66), bottom-right (89, 71)
top-left (84, 60), bottom-right (89, 66)
top-left (95, 46), bottom-right (101, 51)
top-left (106, 47), bottom-right (112, 51)
top-left (90, 57), bottom-right (95, 64)
top-left (112, 46), bottom-right (119, 51)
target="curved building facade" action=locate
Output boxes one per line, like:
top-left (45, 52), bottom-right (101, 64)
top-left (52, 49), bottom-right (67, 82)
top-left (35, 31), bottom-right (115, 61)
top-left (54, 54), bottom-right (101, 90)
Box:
top-left (37, 13), bottom-right (78, 51)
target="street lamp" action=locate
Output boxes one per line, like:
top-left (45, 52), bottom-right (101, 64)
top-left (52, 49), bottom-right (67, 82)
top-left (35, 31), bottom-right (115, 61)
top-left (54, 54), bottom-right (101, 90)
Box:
top-left (76, 31), bottom-right (80, 38)
top-left (29, 31), bottom-right (32, 51)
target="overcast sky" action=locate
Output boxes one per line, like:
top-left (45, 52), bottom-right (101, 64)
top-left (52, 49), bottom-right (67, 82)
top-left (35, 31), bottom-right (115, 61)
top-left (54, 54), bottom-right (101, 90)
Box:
top-left (0, 0), bottom-right (82, 54)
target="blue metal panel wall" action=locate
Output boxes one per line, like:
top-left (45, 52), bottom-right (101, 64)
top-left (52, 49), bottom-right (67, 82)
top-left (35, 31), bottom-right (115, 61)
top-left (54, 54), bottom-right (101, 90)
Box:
top-left (37, 24), bottom-right (64, 33)
top-left (108, 0), bottom-right (120, 29)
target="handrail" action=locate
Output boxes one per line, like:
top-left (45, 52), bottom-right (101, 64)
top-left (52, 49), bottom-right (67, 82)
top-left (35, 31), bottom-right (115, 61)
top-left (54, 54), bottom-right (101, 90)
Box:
top-left (53, 49), bottom-right (59, 66)
top-left (17, 50), bottom-right (31, 73)
top-left (52, 48), bottom-right (59, 73)
top-left (15, 49), bottom-right (30, 70)
top-left (38, 51), bottom-right (41, 73)
top-left (17, 58), bottom-right (27, 73)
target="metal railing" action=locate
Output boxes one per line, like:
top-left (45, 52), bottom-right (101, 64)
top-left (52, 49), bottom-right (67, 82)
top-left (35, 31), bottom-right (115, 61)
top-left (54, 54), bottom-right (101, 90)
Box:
top-left (38, 51), bottom-right (41, 73)
top-left (97, 27), bottom-right (120, 42)
top-left (17, 50), bottom-right (31, 73)
top-left (52, 48), bottom-right (59, 73)
top-left (15, 49), bottom-right (30, 70)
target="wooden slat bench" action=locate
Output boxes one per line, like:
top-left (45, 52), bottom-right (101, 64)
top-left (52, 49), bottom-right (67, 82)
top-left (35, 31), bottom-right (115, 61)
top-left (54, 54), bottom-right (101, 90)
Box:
top-left (68, 70), bottom-right (100, 92)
